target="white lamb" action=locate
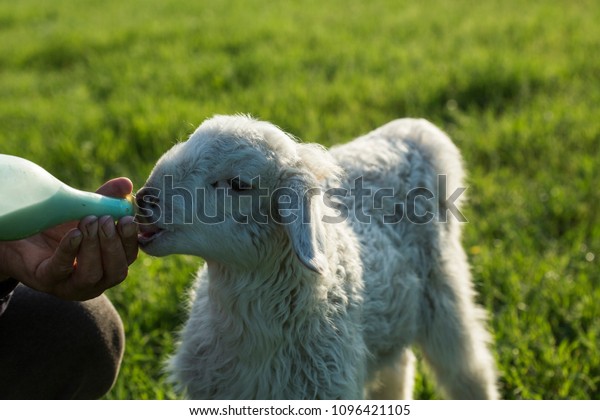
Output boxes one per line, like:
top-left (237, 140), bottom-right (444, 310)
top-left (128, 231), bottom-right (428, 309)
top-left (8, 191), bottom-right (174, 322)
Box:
top-left (136, 115), bottom-right (499, 399)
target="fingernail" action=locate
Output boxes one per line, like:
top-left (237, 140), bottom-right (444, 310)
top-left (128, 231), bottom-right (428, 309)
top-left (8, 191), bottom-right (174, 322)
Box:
top-left (121, 216), bottom-right (137, 237)
top-left (84, 216), bottom-right (98, 237)
top-left (120, 215), bottom-right (135, 224)
top-left (82, 215), bottom-right (98, 225)
top-left (100, 216), bottom-right (115, 238)
top-left (70, 230), bottom-right (83, 247)
top-left (123, 222), bottom-right (137, 236)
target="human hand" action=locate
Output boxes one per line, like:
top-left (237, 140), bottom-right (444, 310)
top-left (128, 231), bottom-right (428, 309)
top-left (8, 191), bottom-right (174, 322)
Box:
top-left (0, 178), bottom-right (138, 300)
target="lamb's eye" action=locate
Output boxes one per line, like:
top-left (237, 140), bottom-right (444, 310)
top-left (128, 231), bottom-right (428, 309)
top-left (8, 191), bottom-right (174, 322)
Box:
top-left (228, 177), bottom-right (251, 192)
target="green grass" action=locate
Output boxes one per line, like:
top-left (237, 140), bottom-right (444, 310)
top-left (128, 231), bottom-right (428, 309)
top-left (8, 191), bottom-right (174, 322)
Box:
top-left (1, 0), bottom-right (599, 399)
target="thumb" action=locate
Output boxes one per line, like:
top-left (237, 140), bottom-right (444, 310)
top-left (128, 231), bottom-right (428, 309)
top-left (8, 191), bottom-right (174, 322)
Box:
top-left (37, 229), bottom-right (83, 283)
top-left (95, 177), bottom-right (134, 198)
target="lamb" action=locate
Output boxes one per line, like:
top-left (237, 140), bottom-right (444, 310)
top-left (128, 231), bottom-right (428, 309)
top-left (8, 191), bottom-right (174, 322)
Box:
top-left (135, 115), bottom-right (499, 399)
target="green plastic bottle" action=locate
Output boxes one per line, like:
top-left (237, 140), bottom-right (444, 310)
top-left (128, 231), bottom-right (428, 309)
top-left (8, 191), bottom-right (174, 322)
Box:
top-left (0, 154), bottom-right (135, 241)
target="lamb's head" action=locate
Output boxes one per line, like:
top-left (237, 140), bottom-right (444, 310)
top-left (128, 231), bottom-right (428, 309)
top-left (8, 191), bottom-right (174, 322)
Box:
top-left (136, 115), bottom-right (341, 274)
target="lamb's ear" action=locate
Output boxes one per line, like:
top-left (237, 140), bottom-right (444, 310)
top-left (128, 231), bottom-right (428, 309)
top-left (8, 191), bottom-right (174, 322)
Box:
top-left (275, 177), bottom-right (328, 274)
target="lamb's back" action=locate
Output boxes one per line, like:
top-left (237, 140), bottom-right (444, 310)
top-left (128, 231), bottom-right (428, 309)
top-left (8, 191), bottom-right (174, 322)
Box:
top-left (327, 118), bottom-right (466, 360)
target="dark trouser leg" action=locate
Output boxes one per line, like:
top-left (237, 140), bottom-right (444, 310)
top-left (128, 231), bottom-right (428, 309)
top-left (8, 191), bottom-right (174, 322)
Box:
top-left (0, 284), bottom-right (125, 399)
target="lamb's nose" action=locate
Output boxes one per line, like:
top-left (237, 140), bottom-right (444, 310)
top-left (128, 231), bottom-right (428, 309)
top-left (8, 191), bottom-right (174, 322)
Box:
top-left (135, 187), bottom-right (161, 223)
top-left (135, 187), bottom-right (160, 209)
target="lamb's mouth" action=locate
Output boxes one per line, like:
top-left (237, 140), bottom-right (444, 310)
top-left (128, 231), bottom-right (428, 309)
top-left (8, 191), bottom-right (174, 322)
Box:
top-left (137, 224), bottom-right (165, 246)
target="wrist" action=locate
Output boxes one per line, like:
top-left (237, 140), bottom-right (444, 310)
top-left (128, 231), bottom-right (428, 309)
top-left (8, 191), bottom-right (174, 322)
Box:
top-left (0, 243), bottom-right (18, 283)
top-left (0, 273), bottom-right (12, 283)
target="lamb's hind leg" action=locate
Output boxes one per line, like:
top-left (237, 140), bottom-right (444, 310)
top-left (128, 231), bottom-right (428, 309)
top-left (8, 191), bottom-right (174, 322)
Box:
top-left (417, 260), bottom-right (499, 399)
top-left (368, 349), bottom-right (416, 400)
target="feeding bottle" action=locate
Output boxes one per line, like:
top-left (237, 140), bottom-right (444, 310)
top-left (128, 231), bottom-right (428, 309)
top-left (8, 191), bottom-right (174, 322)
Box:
top-left (0, 154), bottom-right (135, 241)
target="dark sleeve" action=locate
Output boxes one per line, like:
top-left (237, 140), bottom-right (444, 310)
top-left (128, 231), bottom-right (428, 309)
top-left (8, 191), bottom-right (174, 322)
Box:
top-left (0, 278), bottom-right (19, 317)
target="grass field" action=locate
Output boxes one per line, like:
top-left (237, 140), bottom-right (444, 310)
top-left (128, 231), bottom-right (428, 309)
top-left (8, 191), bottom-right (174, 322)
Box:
top-left (1, 0), bottom-right (599, 399)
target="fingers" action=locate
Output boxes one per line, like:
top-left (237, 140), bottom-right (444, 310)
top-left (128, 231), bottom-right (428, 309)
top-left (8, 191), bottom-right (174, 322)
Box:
top-left (70, 216), bottom-right (138, 298)
top-left (69, 216), bottom-right (105, 297)
top-left (118, 216), bottom-right (139, 265)
top-left (24, 180), bottom-right (139, 301)
top-left (40, 180), bottom-right (139, 300)
top-left (97, 180), bottom-right (138, 266)
top-left (99, 216), bottom-right (130, 286)
top-left (38, 228), bottom-right (83, 284)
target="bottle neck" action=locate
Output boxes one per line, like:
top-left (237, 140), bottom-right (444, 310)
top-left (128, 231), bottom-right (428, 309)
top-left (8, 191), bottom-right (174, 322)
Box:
top-left (57, 185), bottom-right (135, 221)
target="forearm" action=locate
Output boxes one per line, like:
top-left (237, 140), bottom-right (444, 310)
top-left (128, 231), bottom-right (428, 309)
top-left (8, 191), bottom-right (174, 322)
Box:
top-left (0, 241), bottom-right (26, 285)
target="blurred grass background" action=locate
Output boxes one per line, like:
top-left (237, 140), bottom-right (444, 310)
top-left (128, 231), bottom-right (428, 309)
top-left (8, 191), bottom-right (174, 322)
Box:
top-left (1, 0), bottom-right (598, 399)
